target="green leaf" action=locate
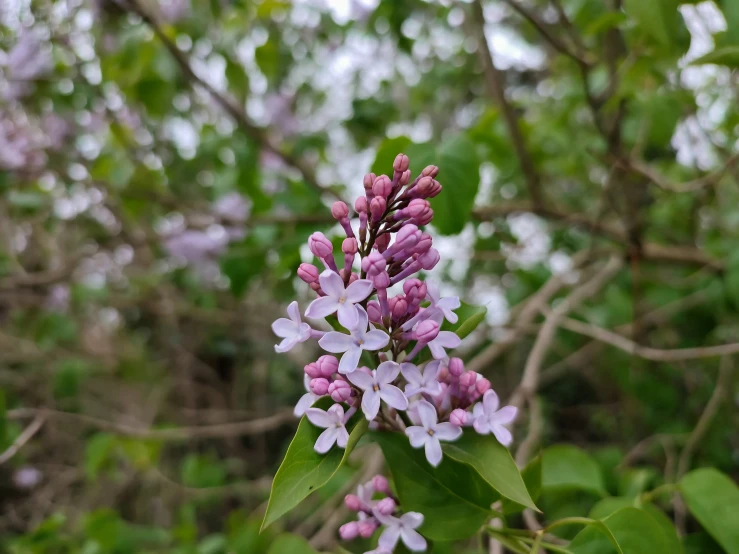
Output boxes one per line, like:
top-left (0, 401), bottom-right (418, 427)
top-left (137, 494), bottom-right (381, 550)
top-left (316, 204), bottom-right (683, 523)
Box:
top-left (568, 507), bottom-right (671, 554)
top-left (442, 432), bottom-right (538, 511)
top-left (718, 0), bottom-right (739, 45)
top-left (449, 302), bottom-right (487, 340)
top-left (266, 534), bottom-right (318, 554)
top-left (589, 498), bottom-right (683, 554)
top-left (623, 0), bottom-right (681, 47)
top-left (502, 455), bottom-right (542, 514)
top-left (374, 431), bottom-right (498, 541)
top-left (261, 398), bottom-right (368, 531)
top-left (690, 46), bottom-right (739, 68)
top-left (542, 445), bottom-right (607, 496)
top-left (679, 468), bottom-right (739, 554)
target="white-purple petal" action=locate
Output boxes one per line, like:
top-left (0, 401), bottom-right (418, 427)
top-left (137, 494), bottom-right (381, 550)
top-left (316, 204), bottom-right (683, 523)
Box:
top-left (314, 427), bottom-right (340, 453)
top-left (405, 426), bottom-right (429, 448)
top-left (416, 400), bottom-right (437, 429)
top-left (271, 318), bottom-right (296, 338)
top-left (433, 422), bottom-right (463, 441)
top-left (400, 528), bottom-right (427, 552)
top-left (319, 269), bottom-right (346, 298)
top-left (286, 300), bottom-right (302, 323)
top-left (347, 370), bottom-right (374, 390)
top-left (361, 388), bottom-right (381, 420)
top-left (318, 332), bottom-right (354, 353)
top-left (376, 361), bottom-right (400, 384)
top-left (294, 393), bottom-right (316, 417)
top-left (491, 405), bottom-right (518, 425)
top-left (492, 424), bottom-right (513, 446)
top-left (337, 302), bottom-right (359, 328)
top-left (344, 279), bottom-right (374, 303)
top-left (379, 385), bottom-right (409, 411)
top-left (482, 389), bottom-right (500, 415)
top-left (305, 407), bottom-right (334, 428)
top-left (362, 330), bottom-right (390, 351)
top-left (305, 296), bottom-right (341, 319)
top-left (338, 347), bottom-right (362, 374)
top-left (424, 436), bottom-right (443, 467)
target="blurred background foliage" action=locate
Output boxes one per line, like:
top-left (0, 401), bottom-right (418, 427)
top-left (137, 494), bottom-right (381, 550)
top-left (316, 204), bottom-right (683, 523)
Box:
top-left (0, 0), bottom-right (737, 552)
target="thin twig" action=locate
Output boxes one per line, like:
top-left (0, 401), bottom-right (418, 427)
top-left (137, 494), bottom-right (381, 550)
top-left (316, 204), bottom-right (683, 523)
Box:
top-left (7, 408), bottom-right (295, 441)
top-left (0, 415), bottom-right (46, 465)
top-left (471, 0), bottom-right (543, 208)
top-left (557, 317), bottom-right (739, 361)
top-left (120, 0), bottom-right (341, 202)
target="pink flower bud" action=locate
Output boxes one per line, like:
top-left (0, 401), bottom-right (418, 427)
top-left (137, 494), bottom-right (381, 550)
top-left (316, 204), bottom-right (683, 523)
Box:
top-left (373, 271), bottom-right (390, 289)
top-left (361, 252), bottom-right (387, 276)
top-left (450, 408), bottom-right (468, 427)
top-left (400, 169), bottom-right (411, 185)
top-left (297, 263), bottom-right (319, 284)
top-left (355, 196), bottom-right (369, 213)
top-left (459, 371), bottom-right (477, 388)
top-left (408, 198), bottom-right (429, 217)
top-left (372, 475), bottom-right (391, 494)
top-left (348, 272), bottom-right (359, 284)
top-left (437, 366), bottom-right (449, 382)
top-left (304, 362), bottom-right (322, 379)
top-left (366, 300), bottom-right (382, 323)
top-left (422, 165), bottom-right (439, 178)
top-left (375, 497), bottom-right (396, 516)
top-left (329, 380), bottom-right (352, 403)
top-left (394, 224), bottom-right (419, 249)
top-left (416, 320), bottom-right (440, 343)
top-left (449, 357), bottom-right (465, 377)
top-left (413, 177), bottom-right (434, 198)
top-left (358, 519), bottom-right (379, 538)
top-left (339, 521), bottom-right (359, 540)
top-left (412, 233), bottom-right (432, 255)
top-left (363, 173), bottom-right (376, 192)
top-left (308, 232), bottom-right (333, 259)
top-left (342, 237), bottom-right (358, 255)
top-left (370, 197), bottom-right (386, 221)
top-left (316, 355), bottom-right (339, 377)
top-left (344, 494), bottom-right (362, 511)
top-left (475, 378), bottom-right (491, 395)
top-left (331, 201), bottom-right (349, 220)
top-left (419, 248), bottom-right (440, 270)
top-left (403, 278), bottom-right (422, 296)
top-left (309, 378), bottom-right (330, 396)
top-left (393, 153), bottom-right (410, 172)
top-left (391, 297), bottom-right (408, 320)
top-left (372, 175), bottom-right (393, 198)
top-left (416, 208), bottom-right (434, 226)
top-left (427, 180), bottom-right (442, 198)
top-left (375, 232), bottom-right (390, 252)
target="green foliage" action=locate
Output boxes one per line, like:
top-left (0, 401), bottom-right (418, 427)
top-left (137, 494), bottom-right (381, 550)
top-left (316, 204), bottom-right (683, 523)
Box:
top-left (261, 398), bottom-right (368, 530)
top-left (266, 534), bottom-right (319, 554)
top-left (679, 468), bottom-right (739, 554)
top-left (568, 507), bottom-right (672, 553)
top-left (542, 445), bottom-right (607, 497)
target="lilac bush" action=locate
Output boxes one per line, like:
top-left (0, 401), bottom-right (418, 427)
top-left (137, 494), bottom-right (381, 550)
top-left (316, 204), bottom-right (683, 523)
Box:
top-left (270, 154), bottom-right (517, 552)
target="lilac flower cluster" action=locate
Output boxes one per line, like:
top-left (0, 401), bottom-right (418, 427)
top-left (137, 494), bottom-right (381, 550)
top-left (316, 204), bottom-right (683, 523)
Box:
top-left (271, 153), bottom-right (517, 551)
top-left (339, 475), bottom-right (427, 553)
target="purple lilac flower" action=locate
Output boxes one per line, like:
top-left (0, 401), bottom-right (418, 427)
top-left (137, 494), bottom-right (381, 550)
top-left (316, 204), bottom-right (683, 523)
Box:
top-left (305, 269), bottom-right (373, 328)
top-left (400, 362), bottom-right (442, 397)
top-left (405, 400), bottom-right (462, 467)
top-left (318, 306), bottom-right (389, 374)
top-left (376, 511), bottom-right (427, 552)
top-left (305, 404), bottom-right (351, 453)
top-left (472, 389), bottom-right (518, 446)
top-left (347, 361), bottom-right (408, 420)
top-left (271, 301), bottom-right (312, 353)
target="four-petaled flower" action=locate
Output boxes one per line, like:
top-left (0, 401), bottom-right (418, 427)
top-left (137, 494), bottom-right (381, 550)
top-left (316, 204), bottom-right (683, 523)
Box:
top-left (294, 374), bottom-right (320, 417)
top-left (402, 281), bottom-right (460, 331)
top-left (306, 404), bottom-right (350, 453)
top-left (472, 389), bottom-right (517, 446)
top-left (426, 326), bottom-right (461, 360)
top-left (305, 269), bottom-right (374, 328)
top-left (401, 361), bottom-right (442, 397)
top-left (348, 361), bottom-right (409, 420)
top-left (376, 511), bottom-right (427, 552)
top-left (272, 301), bottom-right (312, 353)
top-left (405, 400), bottom-right (462, 467)
top-left (319, 306), bottom-right (390, 374)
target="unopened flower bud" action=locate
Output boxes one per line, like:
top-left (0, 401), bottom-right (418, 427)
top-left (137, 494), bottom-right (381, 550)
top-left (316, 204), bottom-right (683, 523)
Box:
top-left (297, 263), bottom-right (319, 284)
top-left (409, 199), bottom-right (430, 218)
top-left (450, 408), bottom-right (468, 426)
top-left (475, 378), bottom-right (491, 395)
top-left (393, 153), bottom-right (410, 172)
top-left (459, 371), bottom-right (477, 388)
top-left (422, 165), bottom-right (439, 178)
top-left (370, 197), bottom-right (386, 221)
top-left (449, 357), bottom-right (465, 377)
top-left (329, 380), bottom-right (352, 403)
top-left (331, 201), bottom-right (349, 220)
top-left (412, 233), bottom-right (432, 255)
top-left (344, 494), bottom-right (362, 511)
top-left (413, 177), bottom-right (434, 198)
top-left (316, 355), bottom-right (339, 377)
top-left (375, 232), bottom-right (390, 252)
top-left (437, 366), bottom-right (449, 382)
top-left (363, 173), bottom-right (377, 192)
top-left (361, 252), bottom-right (387, 276)
top-left (375, 497), bottom-right (396, 516)
top-left (391, 297), bottom-right (408, 320)
top-left (342, 237), bottom-right (358, 255)
top-left (372, 475), bottom-right (391, 494)
top-left (304, 362), bottom-right (322, 379)
top-left (416, 208), bottom-right (434, 226)
top-left (358, 519), bottom-right (379, 538)
top-left (308, 232), bottom-right (333, 259)
top-left (399, 169), bottom-right (411, 185)
top-left (309, 378), bottom-right (330, 396)
top-left (339, 521), bottom-right (359, 540)
top-left (416, 320), bottom-right (440, 343)
top-left (419, 248), bottom-right (440, 270)
top-left (373, 271), bottom-right (390, 289)
top-left (366, 300), bottom-right (382, 323)
top-left (348, 272), bottom-right (359, 283)
top-left (427, 180), bottom-right (442, 198)
top-left (372, 175), bottom-right (393, 198)
top-left (355, 196), bottom-right (369, 213)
